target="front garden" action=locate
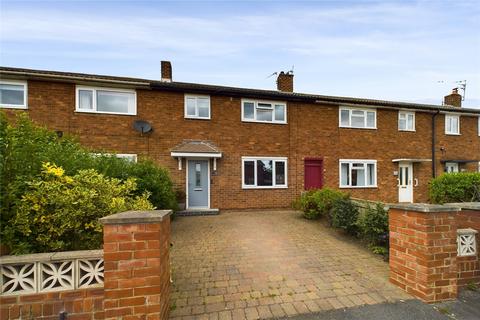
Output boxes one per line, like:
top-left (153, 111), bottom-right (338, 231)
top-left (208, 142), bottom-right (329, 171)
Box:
top-left (294, 172), bottom-right (480, 257)
top-left (0, 112), bottom-right (177, 254)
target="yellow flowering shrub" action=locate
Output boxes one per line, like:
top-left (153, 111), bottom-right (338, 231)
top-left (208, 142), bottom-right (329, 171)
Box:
top-left (4, 163), bottom-right (154, 254)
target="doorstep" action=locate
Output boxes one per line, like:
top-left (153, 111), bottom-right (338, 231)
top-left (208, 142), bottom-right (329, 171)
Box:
top-left (176, 208), bottom-right (220, 216)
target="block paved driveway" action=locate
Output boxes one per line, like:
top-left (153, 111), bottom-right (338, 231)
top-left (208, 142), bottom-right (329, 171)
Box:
top-left (169, 210), bottom-right (411, 320)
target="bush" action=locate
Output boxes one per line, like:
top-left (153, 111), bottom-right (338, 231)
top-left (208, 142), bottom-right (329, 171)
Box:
top-left (3, 163), bottom-right (154, 254)
top-left (429, 172), bottom-right (480, 204)
top-left (297, 188), bottom-right (347, 219)
top-left (357, 203), bottom-right (388, 245)
top-left (330, 197), bottom-right (359, 234)
top-left (0, 112), bottom-right (177, 246)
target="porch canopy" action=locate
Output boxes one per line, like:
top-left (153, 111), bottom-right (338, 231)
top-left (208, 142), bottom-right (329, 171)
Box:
top-left (439, 159), bottom-right (479, 164)
top-left (170, 140), bottom-right (222, 170)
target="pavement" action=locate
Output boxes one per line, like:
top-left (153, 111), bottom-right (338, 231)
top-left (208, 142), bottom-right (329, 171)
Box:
top-left (279, 290), bottom-right (480, 320)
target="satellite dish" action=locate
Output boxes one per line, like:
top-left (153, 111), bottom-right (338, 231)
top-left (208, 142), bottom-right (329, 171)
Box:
top-left (133, 120), bottom-right (152, 134)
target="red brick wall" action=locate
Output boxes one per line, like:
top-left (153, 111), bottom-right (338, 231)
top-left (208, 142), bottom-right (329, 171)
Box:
top-left (102, 212), bottom-right (171, 320)
top-left (389, 207), bottom-right (480, 303)
top-left (0, 210), bottom-right (172, 320)
top-left (457, 210), bottom-right (480, 287)
top-left (0, 288), bottom-right (104, 320)
top-left (3, 79), bottom-right (480, 209)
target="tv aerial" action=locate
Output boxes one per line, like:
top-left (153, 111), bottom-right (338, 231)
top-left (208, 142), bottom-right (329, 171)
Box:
top-left (437, 80), bottom-right (467, 101)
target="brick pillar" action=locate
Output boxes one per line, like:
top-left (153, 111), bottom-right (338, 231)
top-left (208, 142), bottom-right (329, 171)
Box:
top-left (389, 205), bottom-right (458, 302)
top-left (100, 210), bottom-right (172, 320)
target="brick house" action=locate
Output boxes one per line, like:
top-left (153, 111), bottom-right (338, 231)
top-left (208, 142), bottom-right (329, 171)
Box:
top-left (1, 63), bottom-right (479, 210)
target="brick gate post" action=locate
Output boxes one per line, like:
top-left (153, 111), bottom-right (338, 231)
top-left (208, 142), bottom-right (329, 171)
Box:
top-left (100, 210), bottom-right (172, 320)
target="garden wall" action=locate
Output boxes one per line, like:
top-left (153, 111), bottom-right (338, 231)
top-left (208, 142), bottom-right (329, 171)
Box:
top-left (0, 210), bottom-right (172, 320)
top-left (389, 203), bottom-right (479, 303)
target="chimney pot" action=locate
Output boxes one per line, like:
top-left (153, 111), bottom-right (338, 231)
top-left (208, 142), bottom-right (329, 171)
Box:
top-left (161, 61), bottom-right (172, 82)
top-left (276, 71), bottom-right (294, 92)
top-left (443, 87), bottom-right (462, 107)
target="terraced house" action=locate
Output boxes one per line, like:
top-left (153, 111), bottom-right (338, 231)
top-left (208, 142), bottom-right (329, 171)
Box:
top-left (1, 63), bottom-right (479, 211)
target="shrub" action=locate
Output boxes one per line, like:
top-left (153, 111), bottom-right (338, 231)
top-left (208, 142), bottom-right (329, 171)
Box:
top-left (0, 112), bottom-right (177, 245)
top-left (330, 197), bottom-right (359, 234)
top-left (357, 203), bottom-right (389, 245)
top-left (3, 163), bottom-right (154, 254)
top-left (429, 172), bottom-right (480, 204)
top-left (297, 188), bottom-right (347, 219)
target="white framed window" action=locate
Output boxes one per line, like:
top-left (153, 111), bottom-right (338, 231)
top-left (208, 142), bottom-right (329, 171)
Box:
top-left (339, 160), bottom-right (377, 188)
top-left (339, 107), bottom-right (376, 129)
top-left (116, 154), bottom-right (138, 162)
top-left (478, 117), bottom-right (480, 136)
top-left (242, 156), bottom-right (287, 189)
top-left (445, 114), bottom-right (460, 135)
top-left (76, 86), bottom-right (136, 115)
top-left (398, 111), bottom-right (415, 131)
top-left (0, 80), bottom-right (28, 109)
top-left (445, 162), bottom-right (459, 173)
top-left (241, 99), bottom-right (287, 124)
top-left (184, 94), bottom-right (211, 119)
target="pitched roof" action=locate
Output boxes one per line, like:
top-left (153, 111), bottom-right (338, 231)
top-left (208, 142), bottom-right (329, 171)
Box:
top-left (1, 66), bottom-right (479, 114)
top-left (171, 140), bottom-right (221, 154)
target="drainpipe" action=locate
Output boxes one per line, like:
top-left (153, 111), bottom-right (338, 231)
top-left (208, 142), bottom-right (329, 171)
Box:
top-left (432, 110), bottom-right (440, 178)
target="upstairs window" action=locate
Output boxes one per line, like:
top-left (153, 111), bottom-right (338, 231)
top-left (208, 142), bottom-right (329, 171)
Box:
top-left (242, 100), bottom-right (287, 124)
top-left (185, 95), bottom-right (210, 119)
top-left (445, 114), bottom-right (460, 135)
top-left (339, 107), bottom-right (376, 129)
top-left (76, 86), bottom-right (136, 115)
top-left (0, 80), bottom-right (27, 109)
top-left (339, 160), bottom-right (377, 188)
top-left (398, 111), bottom-right (415, 131)
top-left (242, 157), bottom-right (287, 188)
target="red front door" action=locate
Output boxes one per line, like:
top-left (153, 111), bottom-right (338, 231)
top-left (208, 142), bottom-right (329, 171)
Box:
top-left (304, 159), bottom-right (323, 190)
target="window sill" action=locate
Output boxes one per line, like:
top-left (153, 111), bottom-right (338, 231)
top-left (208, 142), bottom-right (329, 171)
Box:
top-left (445, 133), bottom-right (461, 136)
top-left (242, 119), bottom-right (287, 125)
top-left (1, 105), bottom-right (28, 109)
top-left (339, 126), bottom-right (376, 130)
top-left (339, 186), bottom-right (378, 189)
top-left (75, 110), bottom-right (136, 116)
top-left (242, 185), bottom-right (288, 190)
top-left (185, 116), bottom-right (211, 120)
top-left (398, 129), bottom-right (416, 132)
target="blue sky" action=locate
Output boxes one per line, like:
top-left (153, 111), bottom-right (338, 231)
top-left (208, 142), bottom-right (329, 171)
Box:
top-left (1, 0), bottom-right (479, 108)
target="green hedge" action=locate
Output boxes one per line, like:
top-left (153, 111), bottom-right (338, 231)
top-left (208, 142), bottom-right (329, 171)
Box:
top-left (0, 112), bottom-right (177, 253)
top-left (4, 163), bottom-right (154, 254)
top-left (429, 172), bottom-right (480, 204)
top-left (294, 188), bottom-right (347, 219)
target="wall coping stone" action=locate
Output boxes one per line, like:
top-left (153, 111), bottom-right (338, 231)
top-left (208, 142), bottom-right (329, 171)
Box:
top-left (389, 202), bottom-right (480, 213)
top-left (0, 249), bottom-right (103, 265)
top-left (457, 228), bottom-right (478, 235)
top-left (99, 209), bottom-right (172, 225)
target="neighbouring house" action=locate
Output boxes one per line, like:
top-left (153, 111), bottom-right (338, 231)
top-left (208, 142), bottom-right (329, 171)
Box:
top-left (1, 63), bottom-right (479, 211)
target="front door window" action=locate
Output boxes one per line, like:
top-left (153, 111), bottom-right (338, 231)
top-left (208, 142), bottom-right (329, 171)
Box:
top-left (445, 162), bottom-right (459, 173)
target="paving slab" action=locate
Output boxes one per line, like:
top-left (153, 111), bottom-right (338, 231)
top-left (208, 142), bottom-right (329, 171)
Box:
top-left (169, 210), bottom-right (412, 319)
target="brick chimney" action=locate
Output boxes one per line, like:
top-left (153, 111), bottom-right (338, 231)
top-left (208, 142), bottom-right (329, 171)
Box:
top-left (161, 61), bottom-right (172, 82)
top-left (443, 88), bottom-right (462, 107)
top-left (277, 71), bottom-right (294, 92)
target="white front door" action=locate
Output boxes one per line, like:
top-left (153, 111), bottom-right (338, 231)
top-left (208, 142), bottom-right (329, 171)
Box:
top-left (398, 163), bottom-right (413, 203)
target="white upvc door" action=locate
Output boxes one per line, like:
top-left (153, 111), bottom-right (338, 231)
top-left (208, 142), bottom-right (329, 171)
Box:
top-left (398, 163), bottom-right (413, 203)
